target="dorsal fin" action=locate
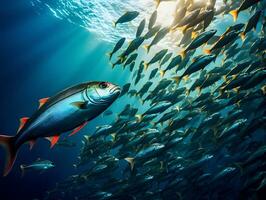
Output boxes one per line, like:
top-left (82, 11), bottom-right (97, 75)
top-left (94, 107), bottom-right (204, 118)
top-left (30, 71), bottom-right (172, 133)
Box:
top-left (38, 97), bottom-right (49, 108)
top-left (17, 117), bottom-right (29, 133)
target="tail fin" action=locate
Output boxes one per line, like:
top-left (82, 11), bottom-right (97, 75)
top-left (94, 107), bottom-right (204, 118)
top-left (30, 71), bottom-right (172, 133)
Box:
top-left (135, 114), bottom-right (143, 122)
top-left (191, 31), bottom-right (198, 40)
top-left (112, 21), bottom-right (117, 28)
top-left (240, 32), bottom-right (245, 41)
top-left (144, 62), bottom-right (149, 71)
top-left (159, 70), bottom-right (166, 77)
top-left (0, 135), bottom-right (18, 176)
top-left (204, 49), bottom-right (211, 54)
top-left (111, 63), bottom-right (115, 69)
top-left (172, 76), bottom-right (181, 85)
top-left (229, 10), bottom-right (238, 22)
top-left (143, 45), bottom-right (150, 53)
top-left (124, 157), bottom-right (135, 171)
top-left (180, 50), bottom-right (186, 60)
top-left (155, 0), bottom-right (160, 8)
top-left (106, 52), bottom-right (112, 60)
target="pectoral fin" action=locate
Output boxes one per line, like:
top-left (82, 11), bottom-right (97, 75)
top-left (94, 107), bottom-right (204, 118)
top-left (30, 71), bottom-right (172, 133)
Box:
top-left (71, 101), bottom-right (88, 109)
top-left (46, 135), bottom-right (60, 148)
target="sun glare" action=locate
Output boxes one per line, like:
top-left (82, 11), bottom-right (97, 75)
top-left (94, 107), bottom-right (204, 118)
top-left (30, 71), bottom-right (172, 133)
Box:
top-left (155, 0), bottom-right (223, 27)
top-left (156, 2), bottom-right (176, 27)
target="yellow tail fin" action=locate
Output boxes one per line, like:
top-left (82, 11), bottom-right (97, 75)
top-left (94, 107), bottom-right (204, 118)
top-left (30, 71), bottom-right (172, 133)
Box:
top-left (180, 50), bottom-right (186, 60)
top-left (124, 157), bottom-right (135, 171)
top-left (155, 0), bottom-right (160, 8)
top-left (229, 10), bottom-right (238, 22)
top-left (135, 114), bottom-right (143, 122)
top-left (143, 44), bottom-right (150, 52)
top-left (144, 62), bottom-right (149, 71)
top-left (159, 70), bottom-right (166, 77)
top-left (204, 49), bottom-right (211, 55)
top-left (240, 32), bottom-right (245, 41)
top-left (183, 75), bottom-right (189, 82)
top-left (191, 31), bottom-right (198, 40)
top-left (112, 21), bottom-right (117, 28)
top-left (172, 76), bottom-right (181, 85)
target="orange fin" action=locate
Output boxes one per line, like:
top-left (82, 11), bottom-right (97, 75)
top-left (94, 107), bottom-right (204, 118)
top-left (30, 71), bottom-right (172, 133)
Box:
top-left (204, 49), bottom-right (211, 54)
top-left (46, 135), bottom-right (60, 148)
top-left (17, 117), bottom-right (29, 133)
top-left (229, 10), bottom-right (238, 22)
top-left (39, 97), bottom-right (49, 108)
top-left (69, 122), bottom-right (88, 136)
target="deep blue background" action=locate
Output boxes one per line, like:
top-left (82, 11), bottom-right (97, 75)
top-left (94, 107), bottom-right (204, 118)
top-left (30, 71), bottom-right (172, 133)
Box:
top-left (0, 1), bottom-right (128, 199)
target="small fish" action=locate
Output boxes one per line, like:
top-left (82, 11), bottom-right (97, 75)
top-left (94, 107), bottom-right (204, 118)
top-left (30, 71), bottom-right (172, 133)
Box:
top-left (120, 83), bottom-right (131, 97)
top-left (187, 70), bottom-right (208, 95)
top-left (203, 8), bottom-right (215, 31)
top-left (119, 37), bottom-right (145, 62)
top-left (144, 25), bottom-right (161, 40)
top-left (240, 10), bottom-right (262, 40)
top-left (160, 55), bottom-right (182, 77)
top-left (56, 138), bottom-right (76, 148)
top-left (148, 10), bottom-right (157, 30)
top-left (107, 38), bottom-right (125, 60)
top-left (137, 81), bottom-right (153, 98)
top-left (113, 11), bottom-right (139, 27)
top-left (240, 70), bottom-right (266, 91)
top-left (136, 101), bottom-right (172, 121)
top-left (183, 10), bottom-right (214, 33)
top-left (144, 49), bottom-right (168, 70)
top-left (173, 9), bottom-right (201, 30)
top-left (204, 30), bottom-right (240, 54)
top-left (223, 23), bottom-right (245, 35)
top-left (0, 81), bottom-right (120, 176)
top-left (155, 109), bottom-right (178, 125)
top-left (123, 53), bottom-right (138, 69)
top-left (172, 55), bottom-right (216, 85)
top-left (136, 19), bottom-right (146, 37)
top-left (180, 29), bottom-right (217, 58)
top-left (229, 0), bottom-right (261, 22)
top-left (149, 68), bottom-right (159, 80)
top-left (125, 143), bottom-right (165, 170)
top-left (171, 7), bottom-right (187, 27)
top-left (197, 73), bottom-right (221, 94)
top-left (20, 159), bottom-right (55, 176)
top-left (225, 60), bottom-right (252, 78)
top-left (144, 27), bottom-right (170, 53)
top-left (160, 52), bottom-right (173, 66)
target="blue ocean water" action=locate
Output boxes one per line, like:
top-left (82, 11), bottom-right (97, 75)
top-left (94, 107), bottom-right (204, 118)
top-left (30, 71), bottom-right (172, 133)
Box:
top-left (0, 0), bottom-right (265, 200)
top-left (0, 1), bottom-right (128, 199)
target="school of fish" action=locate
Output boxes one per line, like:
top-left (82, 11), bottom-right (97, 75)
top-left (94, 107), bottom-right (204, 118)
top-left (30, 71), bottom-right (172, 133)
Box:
top-left (39, 0), bottom-right (266, 199)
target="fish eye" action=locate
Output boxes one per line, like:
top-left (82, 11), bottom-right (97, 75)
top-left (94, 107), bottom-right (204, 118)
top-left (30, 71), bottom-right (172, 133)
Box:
top-left (99, 82), bottom-right (108, 89)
